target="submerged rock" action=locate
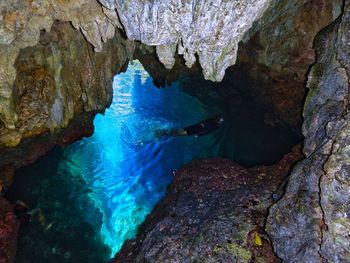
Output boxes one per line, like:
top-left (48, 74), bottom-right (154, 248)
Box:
top-left (113, 146), bottom-right (303, 262)
top-left (0, 198), bottom-right (19, 263)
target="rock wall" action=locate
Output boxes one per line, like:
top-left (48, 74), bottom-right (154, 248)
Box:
top-left (234, 0), bottom-right (341, 128)
top-left (114, 147), bottom-right (303, 263)
top-left (0, 0), bottom-right (284, 170)
top-left (0, 0), bottom-right (340, 150)
top-left (100, 0), bottom-right (273, 82)
top-left (267, 2), bottom-right (350, 262)
top-left (134, 0), bottom-right (340, 129)
top-left (0, 0), bottom-right (349, 262)
top-left (0, 20), bottom-right (131, 185)
top-left (0, 0), bottom-right (123, 133)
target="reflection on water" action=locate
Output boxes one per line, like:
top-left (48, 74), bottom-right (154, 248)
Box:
top-left (7, 61), bottom-right (222, 262)
top-left (7, 60), bottom-right (300, 262)
top-left (64, 61), bottom-right (222, 254)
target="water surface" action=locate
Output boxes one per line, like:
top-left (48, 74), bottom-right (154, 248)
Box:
top-left (7, 61), bottom-right (222, 262)
top-left (7, 60), bottom-right (300, 262)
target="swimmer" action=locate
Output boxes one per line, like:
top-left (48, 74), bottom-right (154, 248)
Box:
top-left (158, 115), bottom-right (224, 138)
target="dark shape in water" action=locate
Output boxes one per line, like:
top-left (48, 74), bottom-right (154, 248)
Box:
top-left (6, 60), bottom-right (301, 262)
top-left (169, 114), bottom-right (224, 137)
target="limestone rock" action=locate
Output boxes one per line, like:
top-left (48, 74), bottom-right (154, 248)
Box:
top-left (0, 21), bottom-right (129, 170)
top-left (0, 0), bottom-right (119, 131)
top-left (102, 0), bottom-right (273, 81)
top-left (267, 3), bottom-right (350, 262)
top-left (114, 147), bottom-right (302, 262)
top-left (235, 0), bottom-right (339, 129)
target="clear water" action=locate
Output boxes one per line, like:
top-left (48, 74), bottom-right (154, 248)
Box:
top-left (7, 61), bottom-right (300, 262)
top-left (7, 61), bottom-right (224, 262)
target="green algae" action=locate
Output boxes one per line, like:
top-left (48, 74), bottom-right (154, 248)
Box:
top-left (226, 243), bottom-right (252, 262)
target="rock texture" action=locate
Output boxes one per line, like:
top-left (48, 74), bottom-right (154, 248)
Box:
top-left (0, 20), bottom-right (132, 187)
top-left (267, 2), bottom-right (350, 262)
top-left (101, 0), bottom-right (273, 81)
top-left (1, 0), bottom-right (349, 262)
top-left (0, 0), bottom-right (285, 166)
top-left (113, 146), bottom-right (303, 263)
top-left (136, 0), bottom-right (341, 129)
top-left (0, 198), bottom-right (19, 263)
top-left (0, 0), bottom-right (298, 138)
top-left (0, 0), bottom-right (123, 132)
top-left (0, 0), bottom-right (340, 148)
top-left (234, 0), bottom-right (341, 128)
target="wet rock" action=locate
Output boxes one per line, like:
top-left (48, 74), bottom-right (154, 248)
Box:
top-left (0, 0), bottom-right (120, 130)
top-left (267, 3), bottom-right (350, 262)
top-left (0, 198), bottom-right (19, 263)
top-left (113, 146), bottom-right (303, 262)
top-left (0, 21), bottom-right (130, 172)
top-left (135, 0), bottom-right (339, 129)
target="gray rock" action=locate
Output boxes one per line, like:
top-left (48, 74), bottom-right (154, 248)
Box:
top-left (104, 0), bottom-right (273, 81)
top-left (267, 2), bottom-right (350, 262)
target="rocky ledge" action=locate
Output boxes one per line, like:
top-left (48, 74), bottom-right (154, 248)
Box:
top-left (113, 146), bottom-right (303, 263)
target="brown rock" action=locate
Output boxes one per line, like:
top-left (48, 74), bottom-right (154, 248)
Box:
top-left (113, 145), bottom-right (303, 262)
top-left (0, 198), bottom-right (19, 263)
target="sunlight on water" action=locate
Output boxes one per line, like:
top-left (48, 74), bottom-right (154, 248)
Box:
top-left (7, 59), bottom-right (300, 262)
top-left (60, 60), bottom-right (221, 255)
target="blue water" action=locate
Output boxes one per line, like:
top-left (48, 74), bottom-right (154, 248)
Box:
top-left (8, 61), bottom-right (224, 262)
top-left (62, 61), bottom-right (222, 254)
top-left (7, 60), bottom-right (300, 262)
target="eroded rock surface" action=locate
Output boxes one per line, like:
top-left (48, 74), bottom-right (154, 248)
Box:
top-left (101, 0), bottom-right (273, 81)
top-left (0, 198), bottom-right (19, 263)
top-left (0, 0), bottom-right (123, 131)
top-left (235, 0), bottom-right (341, 128)
top-left (136, 0), bottom-right (341, 129)
top-left (113, 146), bottom-right (302, 263)
top-left (267, 2), bottom-right (350, 262)
top-left (0, 20), bottom-right (131, 185)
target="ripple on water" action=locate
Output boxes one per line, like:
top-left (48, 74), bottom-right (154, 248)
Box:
top-left (7, 60), bottom-right (299, 262)
top-left (7, 60), bottom-right (220, 262)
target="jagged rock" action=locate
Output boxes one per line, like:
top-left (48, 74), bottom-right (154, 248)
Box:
top-left (0, 198), bottom-right (19, 263)
top-left (0, 20), bottom-right (129, 170)
top-left (267, 3), bottom-right (350, 262)
top-left (0, 0), bottom-right (287, 133)
top-left (234, 0), bottom-right (341, 128)
top-left (0, 1), bottom-right (349, 262)
top-left (136, 0), bottom-right (340, 129)
top-left (113, 146), bottom-right (303, 263)
top-left (0, 0), bottom-right (120, 131)
top-left (101, 0), bottom-right (273, 81)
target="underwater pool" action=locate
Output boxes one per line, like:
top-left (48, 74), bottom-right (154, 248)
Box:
top-left (7, 61), bottom-right (299, 262)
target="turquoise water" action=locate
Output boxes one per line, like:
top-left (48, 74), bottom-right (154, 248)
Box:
top-left (7, 61), bottom-right (223, 262)
top-left (62, 61), bottom-right (222, 254)
top-left (7, 61), bottom-right (300, 262)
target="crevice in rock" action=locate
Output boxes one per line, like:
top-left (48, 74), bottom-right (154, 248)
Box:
top-left (1, 0), bottom-right (349, 262)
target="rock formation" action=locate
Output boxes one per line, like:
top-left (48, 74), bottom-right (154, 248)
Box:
top-left (267, 2), bottom-right (350, 262)
top-left (0, 20), bottom-right (131, 174)
top-left (0, 0), bottom-right (349, 262)
top-left (113, 147), bottom-right (303, 262)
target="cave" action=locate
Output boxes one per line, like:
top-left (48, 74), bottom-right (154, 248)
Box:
top-left (0, 1), bottom-right (349, 263)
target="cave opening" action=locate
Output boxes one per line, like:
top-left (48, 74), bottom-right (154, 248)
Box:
top-left (6, 59), bottom-right (302, 262)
